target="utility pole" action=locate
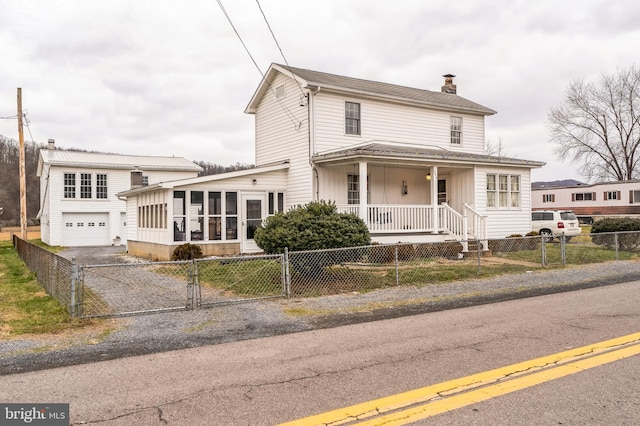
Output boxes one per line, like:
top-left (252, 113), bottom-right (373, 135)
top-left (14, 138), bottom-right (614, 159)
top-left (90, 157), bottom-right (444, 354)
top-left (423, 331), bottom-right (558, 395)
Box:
top-left (17, 88), bottom-right (27, 240)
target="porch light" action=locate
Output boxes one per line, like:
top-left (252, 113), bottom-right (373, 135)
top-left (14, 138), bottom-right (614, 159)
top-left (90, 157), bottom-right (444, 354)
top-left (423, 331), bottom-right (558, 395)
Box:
top-left (426, 171), bottom-right (432, 181)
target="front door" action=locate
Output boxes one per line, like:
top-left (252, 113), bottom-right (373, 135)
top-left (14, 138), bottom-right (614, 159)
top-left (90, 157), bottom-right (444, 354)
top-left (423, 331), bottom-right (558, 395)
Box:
top-left (241, 194), bottom-right (265, 253)
top-left (437, 179), bottom-right (447, 204)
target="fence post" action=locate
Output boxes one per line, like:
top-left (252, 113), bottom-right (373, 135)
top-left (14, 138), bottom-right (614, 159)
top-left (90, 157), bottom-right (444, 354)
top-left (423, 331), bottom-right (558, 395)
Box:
top-left (541, 236), bottom-right (546, 267)
top-left (476, 239), bottom-right (481, 276)
top-left (561, 234), bottom-right (566, 267)
top-left (284, 247), bottom-right (291, 298)
top-left (395, 245), bottom-right (399, 286)
top-left (614, 233), bottom-right (619, 260)
top-left (70, 257), bottom-right (77, 318)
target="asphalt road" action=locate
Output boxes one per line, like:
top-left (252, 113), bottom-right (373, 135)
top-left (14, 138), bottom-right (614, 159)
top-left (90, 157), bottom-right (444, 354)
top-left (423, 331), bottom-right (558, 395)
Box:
top-left (1, 279), bottom-right (638, 425)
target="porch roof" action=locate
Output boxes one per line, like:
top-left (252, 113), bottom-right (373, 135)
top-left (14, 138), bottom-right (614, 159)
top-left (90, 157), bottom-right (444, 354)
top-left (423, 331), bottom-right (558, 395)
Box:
top-left (311, 143), bottom-right (546, 169)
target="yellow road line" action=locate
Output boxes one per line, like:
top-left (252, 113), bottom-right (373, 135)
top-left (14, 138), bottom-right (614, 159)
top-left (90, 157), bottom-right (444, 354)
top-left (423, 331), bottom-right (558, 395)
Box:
top-left (355, 343), bottom-right (640, 426)
top-left (278, 332), bottom-right (640, 426)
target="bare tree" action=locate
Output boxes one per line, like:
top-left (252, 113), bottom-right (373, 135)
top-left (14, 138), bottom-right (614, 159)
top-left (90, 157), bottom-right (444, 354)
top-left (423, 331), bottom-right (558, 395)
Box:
top-left (549, 66), bottom-right (640, 181)
top-left (485, 137), bottom-right (509, 157)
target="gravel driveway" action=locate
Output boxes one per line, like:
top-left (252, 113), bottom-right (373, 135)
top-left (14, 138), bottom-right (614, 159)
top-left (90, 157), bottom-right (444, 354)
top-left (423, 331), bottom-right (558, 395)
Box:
top-left (2, 247), bottom-right (640, 375)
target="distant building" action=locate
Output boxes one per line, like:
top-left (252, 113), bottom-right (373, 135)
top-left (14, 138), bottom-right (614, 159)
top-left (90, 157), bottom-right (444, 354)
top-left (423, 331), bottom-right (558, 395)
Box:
top-left (532, 179), bottom-right (640, 224)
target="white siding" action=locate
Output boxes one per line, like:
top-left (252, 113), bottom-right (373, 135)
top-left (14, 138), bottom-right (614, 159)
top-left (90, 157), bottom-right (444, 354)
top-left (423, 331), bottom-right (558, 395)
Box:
top-left (254, 73), bottom-right (312, 208)
top-left (532, 181), bottom-right (640, 210)
top-left (45, 165), bottom-right (198, 246)
top-left (312, 92), bottom-right (486, 155)
top-left (475, 166), bottom-right (532, 238)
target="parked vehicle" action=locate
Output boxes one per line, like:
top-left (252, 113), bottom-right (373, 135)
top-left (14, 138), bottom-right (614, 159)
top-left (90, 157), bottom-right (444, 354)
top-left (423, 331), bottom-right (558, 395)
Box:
top-left (531, 210), bottom-right (582, 241)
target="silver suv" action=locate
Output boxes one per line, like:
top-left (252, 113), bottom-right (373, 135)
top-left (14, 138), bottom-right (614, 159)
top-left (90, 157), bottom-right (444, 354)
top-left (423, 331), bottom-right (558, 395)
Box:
top-left (531, 210), bottom-right (582, 241)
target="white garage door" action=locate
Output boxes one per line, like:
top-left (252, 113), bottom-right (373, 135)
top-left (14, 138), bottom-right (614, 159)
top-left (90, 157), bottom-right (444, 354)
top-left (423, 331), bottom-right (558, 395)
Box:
top-left (61, 213), bottom-right (110, 246)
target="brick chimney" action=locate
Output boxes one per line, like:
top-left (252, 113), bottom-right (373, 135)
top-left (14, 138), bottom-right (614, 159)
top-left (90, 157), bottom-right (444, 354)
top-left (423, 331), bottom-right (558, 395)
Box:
top-left (441, 74), bottom-right (457, 94)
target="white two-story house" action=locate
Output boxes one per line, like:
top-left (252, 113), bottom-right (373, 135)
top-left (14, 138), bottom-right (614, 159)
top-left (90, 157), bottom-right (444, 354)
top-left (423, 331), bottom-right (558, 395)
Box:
top-left (119, 63), bottom-right (544, 260)
top-left (37, 141), bottom-right (202, 247)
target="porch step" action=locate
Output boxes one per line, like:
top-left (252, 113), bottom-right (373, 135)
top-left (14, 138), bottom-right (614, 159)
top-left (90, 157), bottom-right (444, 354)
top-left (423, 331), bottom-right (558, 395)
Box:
top-left (462, 240), bottom-right (492, 258)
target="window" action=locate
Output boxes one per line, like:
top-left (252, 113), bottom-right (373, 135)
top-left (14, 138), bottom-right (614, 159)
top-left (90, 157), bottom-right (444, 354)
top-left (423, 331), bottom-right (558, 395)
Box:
top-left (542, 194), bottom-right (555, 203)
top-left (142, 176), bottom-right (149, 186)
top-left (450, 117), bottom-right (462, 145)
top-left (64, 173), bottom-right (76, 199)
top-left (173, 191), bottom-right (186, 241)
top-left (96, 174), bottom-right (108, 199)
top-left (80, 173), bottom-right (92, 199)
top-left (208, 192), bottom-right (222, 241)
top-left (190, 191), bottom-right (204, 240)
top-left (268, 192), bottom-right (285, 215)
top-left (226, 192), bottom-right (238, 240)
top-left (605, 191), bottom-right (620, 200)
top-left (345, 102), bottom-right (361, 135)
top-left (572, 192), bottom-right (594, 201)
top-left (275, 84), bottom-right (285, 99)
top-left (486, 174), bottom-right (496, 207)
top-left (631, 190), bottom-right (640, 203)
top-left (486, 173), bottom-right (520, 208)
top-left (347, 174), bottom-right (360, 204)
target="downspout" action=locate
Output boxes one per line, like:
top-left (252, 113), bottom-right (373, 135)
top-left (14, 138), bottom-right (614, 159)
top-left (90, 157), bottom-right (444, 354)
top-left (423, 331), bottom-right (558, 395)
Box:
top-left (307, 86), bottom-right (320, 200)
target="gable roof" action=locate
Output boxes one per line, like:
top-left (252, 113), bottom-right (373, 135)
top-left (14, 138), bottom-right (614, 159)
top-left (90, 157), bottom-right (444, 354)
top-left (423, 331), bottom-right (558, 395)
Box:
top-left (246, 63), bottom-right (496, 116)
top-left (311, 142), bottom-right (545, 169)
top-left (39, 150), bottom-right (203, 173)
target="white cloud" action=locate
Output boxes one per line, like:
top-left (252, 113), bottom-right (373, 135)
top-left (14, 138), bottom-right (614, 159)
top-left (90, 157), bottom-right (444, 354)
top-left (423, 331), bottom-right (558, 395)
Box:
top-left (1, 0), bottom-right (638, 180)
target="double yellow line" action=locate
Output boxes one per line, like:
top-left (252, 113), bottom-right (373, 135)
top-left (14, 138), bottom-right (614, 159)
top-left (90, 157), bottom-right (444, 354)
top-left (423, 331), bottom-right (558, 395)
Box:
top-left (280, 332), bottom-right (640, 426)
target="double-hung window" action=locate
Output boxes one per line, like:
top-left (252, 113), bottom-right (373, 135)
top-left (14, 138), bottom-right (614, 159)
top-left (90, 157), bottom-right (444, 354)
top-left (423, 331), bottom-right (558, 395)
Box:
top-left (96, 174), bottom-right (108, 199)
top-left (486, 173), bottom-right (520, 208)
top-left (64, 173), bottom-right (76, 199)
top-left (345, 102), bottom-right (361, 135)
top-left (450, 117), bottom-right (462, 145)
top-left (80, 173), bottom-right (92, 199)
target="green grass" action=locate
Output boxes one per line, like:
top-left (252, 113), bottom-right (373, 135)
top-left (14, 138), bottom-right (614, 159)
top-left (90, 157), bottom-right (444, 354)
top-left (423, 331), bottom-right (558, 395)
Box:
top-left (0, 241), bottom-right (96, 336)
top-left (28, 239), bottom-right (66, 253)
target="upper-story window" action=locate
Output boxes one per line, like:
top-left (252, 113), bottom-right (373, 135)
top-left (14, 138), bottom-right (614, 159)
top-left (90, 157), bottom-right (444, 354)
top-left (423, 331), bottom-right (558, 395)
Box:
top-left (275, 84), bottom-right (285, 99)
top-left (345, 102), bottom-right (361, 135)
top-left (450, 116), bottom-right (462, 145)
top-left (64, 173), bottom-right (76, 199)
top-left (96, 174), bottom-right (108, 199)
top-left (80, 173), bottom-right (92, 199)
top-left (142, 176), bottom-right (149, 186)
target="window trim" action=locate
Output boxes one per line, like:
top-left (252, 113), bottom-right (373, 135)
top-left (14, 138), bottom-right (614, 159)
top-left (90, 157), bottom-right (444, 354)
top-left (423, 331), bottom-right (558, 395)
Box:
top-left (345, 101), bottom-right (361, 135)
top-left (486, 173), bottom-right (521, 209)
top-left (450, 116), bottom-right (462, 145)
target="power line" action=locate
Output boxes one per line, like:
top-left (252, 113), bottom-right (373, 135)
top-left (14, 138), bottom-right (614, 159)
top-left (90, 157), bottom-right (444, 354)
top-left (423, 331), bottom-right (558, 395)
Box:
top-left (255, 0), bottom-right (306, 98)
top-left (216, 0), bottom-right (264, 78)
top-left (0, 115), bottom-right (18, 120)
top-left (215, 0), bottom-right (302, 128)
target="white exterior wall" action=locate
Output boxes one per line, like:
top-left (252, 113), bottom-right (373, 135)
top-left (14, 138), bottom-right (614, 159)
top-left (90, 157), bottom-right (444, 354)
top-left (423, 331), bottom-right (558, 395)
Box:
top-left (254, 73), bottom-right (311, 208)
top-left (46, 166), bottom-right (197, 246)
top-left (128, 169), bottom-right (287, 245)
top-left (533, 181), bottom-right (640, 211)
top-left (474, 166), bottom-right (533, 238)
top-left (39, 163), bottom-right (52, 245)
top-left (312, 92), bottom-right (486, 155)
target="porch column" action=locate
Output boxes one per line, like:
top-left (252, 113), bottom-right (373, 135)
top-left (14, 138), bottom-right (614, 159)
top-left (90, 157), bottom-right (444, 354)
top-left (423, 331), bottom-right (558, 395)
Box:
top-left (359, 161), bottom-right (368, 223)
top-left (431, 166), bottom-right (438, 232)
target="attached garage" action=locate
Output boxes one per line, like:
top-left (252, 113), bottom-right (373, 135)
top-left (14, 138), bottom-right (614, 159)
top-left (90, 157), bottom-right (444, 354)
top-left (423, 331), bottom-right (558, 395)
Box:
top-left (61, 213), bottom-right (110, 246)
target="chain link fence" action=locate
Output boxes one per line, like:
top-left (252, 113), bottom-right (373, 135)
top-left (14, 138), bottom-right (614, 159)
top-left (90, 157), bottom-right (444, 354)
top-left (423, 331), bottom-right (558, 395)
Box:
top-left (13, 236), bottom-right (76, 314)
top-left (13, 230), bottom-right (640, 319)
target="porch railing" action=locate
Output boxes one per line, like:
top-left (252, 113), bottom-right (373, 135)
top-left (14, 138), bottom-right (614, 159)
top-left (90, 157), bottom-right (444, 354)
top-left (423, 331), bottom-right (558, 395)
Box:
top-left (337, 204), bottom-right (434, 233)
top-left (337, 203), bottom-right (489, 251)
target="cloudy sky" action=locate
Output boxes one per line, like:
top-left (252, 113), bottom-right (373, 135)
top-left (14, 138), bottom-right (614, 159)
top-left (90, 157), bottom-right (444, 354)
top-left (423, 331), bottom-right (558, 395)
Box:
top-left (1, 0), bottom-right (638, 182)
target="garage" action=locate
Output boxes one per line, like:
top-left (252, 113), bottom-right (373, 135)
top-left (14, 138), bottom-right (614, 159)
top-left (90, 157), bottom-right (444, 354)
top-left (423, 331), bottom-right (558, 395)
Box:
top-left (61, 213), bottom-right (110, 246)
